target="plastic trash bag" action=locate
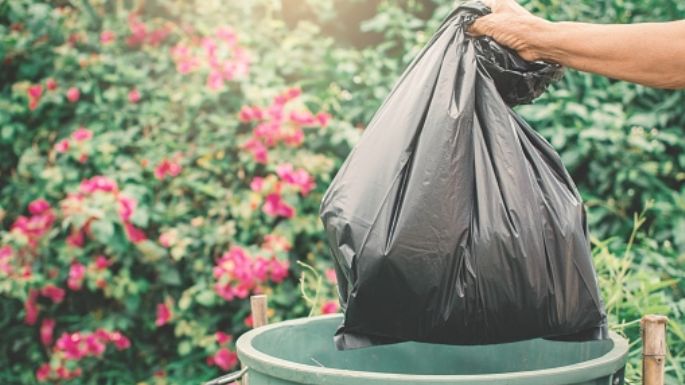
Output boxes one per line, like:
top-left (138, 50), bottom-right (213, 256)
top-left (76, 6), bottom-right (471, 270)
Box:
top-left (319, 1), bottom-right (608, 350)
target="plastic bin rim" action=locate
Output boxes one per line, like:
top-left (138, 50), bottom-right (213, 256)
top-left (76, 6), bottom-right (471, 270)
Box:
top-left (236, 314), bottom-right (629, 385)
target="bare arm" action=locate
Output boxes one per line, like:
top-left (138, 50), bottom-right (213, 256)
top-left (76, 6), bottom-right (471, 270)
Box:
top-left (469, 0), bottom-right (685, 89)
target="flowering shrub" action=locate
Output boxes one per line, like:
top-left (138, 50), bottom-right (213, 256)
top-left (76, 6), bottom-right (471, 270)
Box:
top-left (36, 328), bottom-right (131, 382)
top-left (0, 1), bottom-right (348, 383)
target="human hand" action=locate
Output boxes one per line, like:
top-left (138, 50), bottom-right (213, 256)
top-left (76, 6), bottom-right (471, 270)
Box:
top-left (469, 0), bottom-right (549, 62)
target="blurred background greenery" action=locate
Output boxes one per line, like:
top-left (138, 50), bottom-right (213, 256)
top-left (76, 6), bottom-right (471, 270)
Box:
top-left (0, 0), bottom-right (683, 384)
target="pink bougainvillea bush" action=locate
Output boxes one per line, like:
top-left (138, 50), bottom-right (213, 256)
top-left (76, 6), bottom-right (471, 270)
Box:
top-left (0, 1), bottom-right (355, 384)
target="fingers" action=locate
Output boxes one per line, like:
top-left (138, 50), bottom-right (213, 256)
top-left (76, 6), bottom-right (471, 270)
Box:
top-left (468, 15), bottom-right (492, 37)
top-left (468, 20), bottom-right (483, 37)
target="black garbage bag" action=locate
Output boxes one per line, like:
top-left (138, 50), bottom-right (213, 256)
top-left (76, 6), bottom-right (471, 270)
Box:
top-left (319, 1), bottom-right (608, 350)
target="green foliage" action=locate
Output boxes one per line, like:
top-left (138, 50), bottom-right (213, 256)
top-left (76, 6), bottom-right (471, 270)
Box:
top-left (1, 0), bottom-right (684, 384)
top-left (1, 1), bottom-right (345, 383)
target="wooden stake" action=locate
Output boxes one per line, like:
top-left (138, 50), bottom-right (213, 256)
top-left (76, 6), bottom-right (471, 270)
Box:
top-left (241, 295), bottom-right (268, 385)
top-left (250, 295), bottom-right (268, 328)
top-left (641, 314), bottom-right (668, 385)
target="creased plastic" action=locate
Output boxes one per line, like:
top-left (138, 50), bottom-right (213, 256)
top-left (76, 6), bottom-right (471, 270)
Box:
top-left (319, 0), bottom-right (608, 350)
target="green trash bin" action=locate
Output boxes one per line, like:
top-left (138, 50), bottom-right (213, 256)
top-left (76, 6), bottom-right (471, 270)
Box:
top-left (227, 314), bottom-right (628, 385)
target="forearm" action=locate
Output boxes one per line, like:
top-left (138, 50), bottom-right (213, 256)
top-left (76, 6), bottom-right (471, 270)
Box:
top-left (530, 20), bottom-right (685, 89)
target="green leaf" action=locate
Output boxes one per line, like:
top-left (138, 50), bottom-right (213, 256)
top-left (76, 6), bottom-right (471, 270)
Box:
top-left (195, 290), bottom-right (216, 307)
top-left (90, 219), bottom-right (114, 243)
top-left (178, 340), bottom-right (192, 356)
top-left (136, 240), bottom-right (166, 262)
top-left (160, 267), bottom-right (182, 286)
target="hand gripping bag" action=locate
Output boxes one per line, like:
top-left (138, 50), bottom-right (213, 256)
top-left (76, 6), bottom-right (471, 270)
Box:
top-left (319, 1), bottom-right (608, 350)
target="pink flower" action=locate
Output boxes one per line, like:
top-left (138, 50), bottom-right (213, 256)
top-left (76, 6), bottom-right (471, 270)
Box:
top-left (66, 87), bottom-right (80, 103)
top-left (214, 283), bottom-right (237, 301)
top-left (273, 95), bottom-right (287, 108)
top-left (253, 122), bottom-right (282, 146)
top-left (85, 334), bottom-right (106, 356)
top-left (201, 37), bottom-right (218, 60)
top-left (94, 328), bottom-right (111, 342)
top-left (215, 331), bottom-right (232, 345)
top-left (0, 246), bottom-right (12, 275)
top-left (27, 84), bottom-right (43, 110)
top-left (269, 257), bottom-right (289, 283)
top-left (249, 177), bottom-right (264, 192)
top-left (21, 264), bottom-right (33, 279)
top-left (28, 198), bottom-right (51, 215)
top-left (212, 245), bottom-right (290, 303)
top-left (46, 78), bottom-right (58, 91)
top-left (100, 30), bottom-right (115, 45)
top-left (170, 43), bottom-right (190, 58)
top-left (71, 127), bottom-right (92, 142)
top-left (0, 245), bottom-right (11, 258)
top-left (238, 106), bottom-right (264, 122)
top-left (321, 300), bottom-right (339, 314)
top-left (176, 58), bottom-right (199, 74)
top-left (154, 159), bottom-right (182, 180)
top-left (316, 112), bottom-right (331, 127)
top-left (124, 221), bottom-right (146, 243)
top-left (68, 262), bottom-right (86, 291)
top-left (285, 87), bottom-right (301, 101)
top-left (128, 88), bottom-right (141, 104)
top-left (54, 139), bottom-right (70, 153)
top-left (262, 234), bottom-right (292, 253)
top-left (158, 231), bottom-right (175, 248)
top-left (41, 284), bottom-right (66, 303)
top-left (210, 348), bottom-right (238, 371)
top-left (215, 26), bottom-right (237, 45)
top-left (127, 14), bottom-right (147, 46)
top-left (79, 176), bottom-right (118, 194)
top-left (109, 331), bottom-right (131, 350)
top-left (118, 195), bottom-right (137, 222)
top-left (24, 289), bottom-right (39, 325)
top-left (170, 43), bottom-right (200, 74)
top-left (55, 366), bottom-right (81, 379)
top-left (28, 84), bottom-right (43, 99)
top-left (155, 303), bottom-right (172, 327)
top-left (244, 314), bottom-right (253, 328)
top-left (275, 163), bottom-right (316, 196)
top-left (243, 138), bottom-right (268, 164)
top-left (10, 203), bottom-right (55, 248)
top-left (66, 228), bottom-right (85, 248)
top-left (36, 363), bottom-right (51, 381)
top-left (262, 193), bottom-right (295, 218)
top-left (266, 103), bottom-right (285, 121)
top-left (221, 61), bottom-right (237, 81)
top-left (94, 255), bottom-right (111, 270)
top-left (282, 127), bottom-right (304, 147)
top-left (325, 268), bottom-right (337, 284)
top-left (232, 51), bottom-right (250, 77)
top-left (206, 70), bottom-right (224, 91)
top-left (289, 110), bottom-right (315, 126)
top-left (252, 258), bottom-right (270, 281)
top-left (56, 332), bottom-right (84, 360)
top-left (213, 247), bottom-right (258, 301)
top-left (146, 27), bottom-right (169, 46)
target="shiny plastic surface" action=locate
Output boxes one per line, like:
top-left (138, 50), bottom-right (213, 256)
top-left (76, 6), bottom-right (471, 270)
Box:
top-left (236, 315), bottom-right (627, 385)
top-left (319, 1), bottom-right (607, 350)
